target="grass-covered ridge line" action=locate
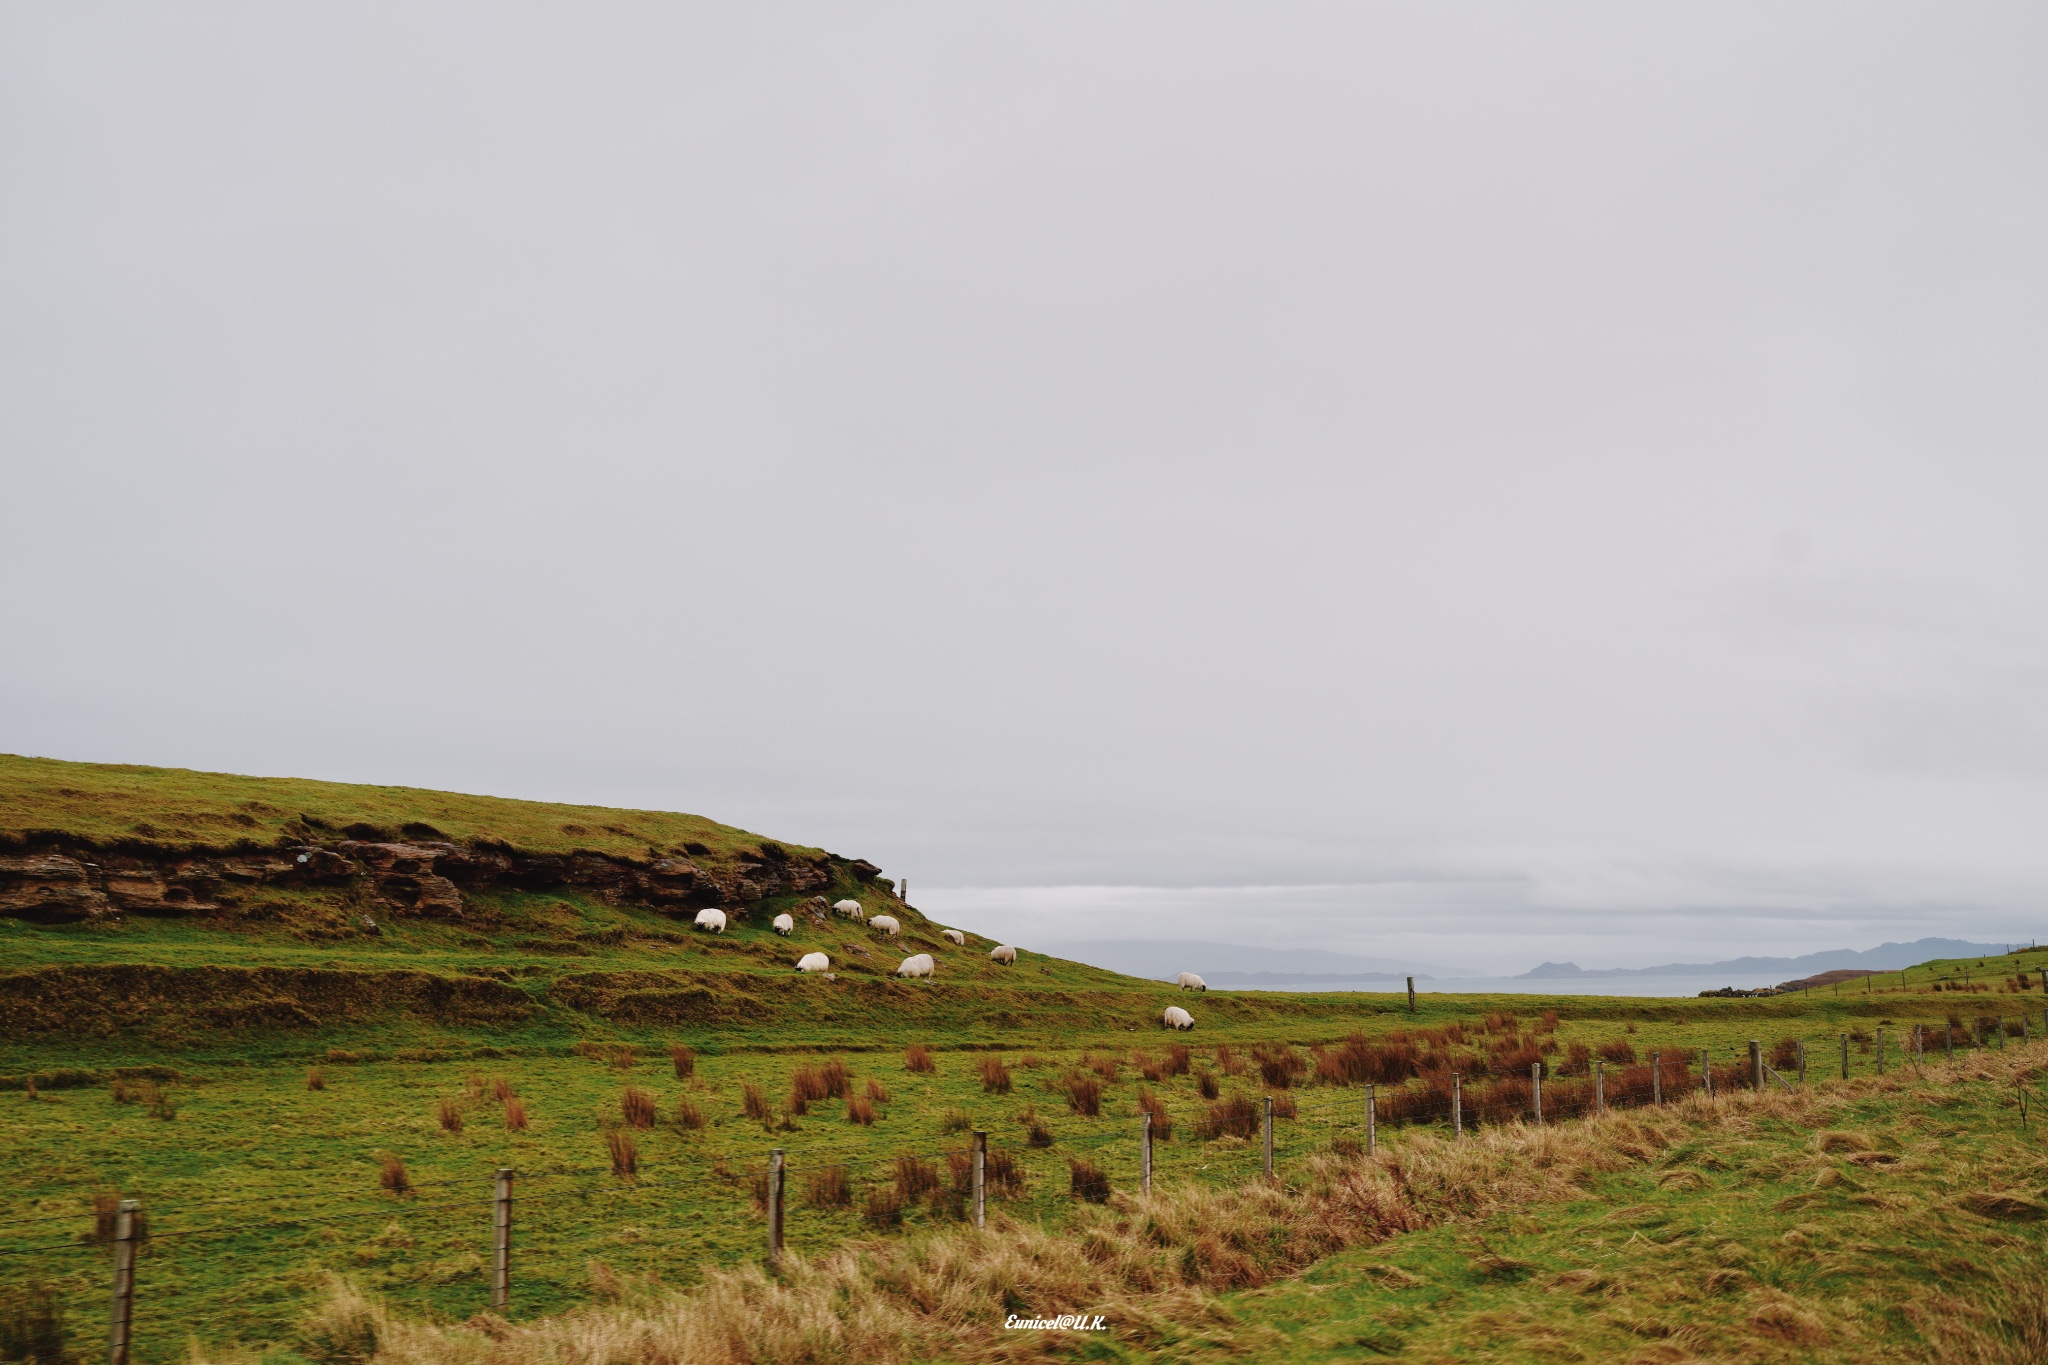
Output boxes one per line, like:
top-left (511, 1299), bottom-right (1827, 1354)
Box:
top-left (0, 753), bottom-right (807, 861)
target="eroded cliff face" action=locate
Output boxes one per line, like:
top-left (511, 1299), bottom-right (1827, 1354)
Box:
top-left (0, 839), bottom-right (881, 923)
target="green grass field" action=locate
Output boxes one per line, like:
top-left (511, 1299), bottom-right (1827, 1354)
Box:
top-left (5, 756), bottom-right (2048, 1362)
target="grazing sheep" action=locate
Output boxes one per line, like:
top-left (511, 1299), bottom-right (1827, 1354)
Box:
top-left (897, 953), bottom-right (935, 979)
top-left (796, 951), bottom-right (831, 973)
top-left (833, 899), bottom-right (865, 921)
top-left (870, 914), bottom-right (901, 937)
top-left (694, 908), bottom-right (727, 933)
top-left (1176, 972), bottom-right (1207, 992)
top-left (1162, 1005), bottom-right (1195, 1030)
top-left (772, 913), bottom-right (795, 936)
top-left (942, 929), bottom-right (966, 947)
top-left (990, 945), bottom-right (1017, 965)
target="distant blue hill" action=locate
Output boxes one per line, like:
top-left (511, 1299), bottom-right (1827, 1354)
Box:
top-left (1037, 939), bottom-right (1459, 982)
top-left (1518, 937), bottom-right (2021, 980)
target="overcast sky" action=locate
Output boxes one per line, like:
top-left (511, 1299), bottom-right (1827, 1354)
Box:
top-left (4, 6), bottom-right (2045, 972)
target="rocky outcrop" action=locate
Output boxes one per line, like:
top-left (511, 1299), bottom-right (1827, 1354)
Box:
top-left (0, 836), bottom-right (846, 923)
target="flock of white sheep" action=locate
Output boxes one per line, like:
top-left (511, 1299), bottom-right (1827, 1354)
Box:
top-left (692, 897), bottom-right (1200, 1029)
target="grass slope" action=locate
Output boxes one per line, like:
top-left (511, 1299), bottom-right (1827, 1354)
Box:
top-left (0, 753), bottom-right (801, 861)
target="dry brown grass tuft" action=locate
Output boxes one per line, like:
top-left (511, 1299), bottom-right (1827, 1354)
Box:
top-left (621, 1087), bottom-right (658, 1129)
top-left (863, 1185), bottom-right (903, 1230)
top-left (1196, 1069), bottom-right (1220, 1100)
top-left (671, 1097), bottom-right (704, 1131)
top-left (436, 1099), bottom-right (464, 1134)
top-left (1198, 1095), bottom-right (1260, 1139)
top-left (669, 1043), bottom-right (696, 1079)
top-left (504, 1098), bottom-right (528, 1132)
top-left (607, 1130), bottom-right (638, 1177)
top-left (1060, 1074), bottom-right (1103, 1117)
top-left (490, 1076), bottom-right (515, 1103)
top-left (740, 1082), bottom-right (770, 1122)
top-left (805, 1165), bottom-right (851, 1209)
top-left (846, 1096), bottom-right (875, 1126)
top-left (893, 1155), bottom-right (941, 1204)
top-left (1136, 1088), bottom-right (1174, 1140)
top-left (976, 1056), bottom-right (1012, 1094)
top-left (939, 1107), bottom-right (972, 1134)
top-left (307, 1069), bottom-right (326, 1091)
top-left (864, 1077), bottom-right (889, 1104)
top-left (904, 1045), bottom-right (935, 1074)
top-left (379, 1154), bottom-right (411, 1195)
top-left (1068, 1159), bottom-right (1111, 1203)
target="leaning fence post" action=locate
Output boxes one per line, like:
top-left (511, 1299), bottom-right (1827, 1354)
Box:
top-left (1595, 1060), bottom-right (1605, 1116)
top-left (1531, 1060), bottom-right (1543, 1125)
top-left (767, 1148), bottom-right (785, 1266)
top-left (1652, 1051), bottom-right (1662, 1105)
top-left (1750, 1040), bottom-right (1762, 1092)
top-left (1365, 1083), bottom-right (1377, 1155)
top-left (1138, 1114), bottom-right (1151, 1197)
top-left (1262, 1097), bottom-right (1274, 1178)
top-left (107, 1197), bottom-right (139, 1365)
top-left (973, 1129), bottom-right (988, 1227)
top-left (1451, 1073), bottom-right (1462, 1137)
top-left (1839, 1033), bottom-right (1849, 1080)
top-left (491, 1168), bottom-right (513, 1311)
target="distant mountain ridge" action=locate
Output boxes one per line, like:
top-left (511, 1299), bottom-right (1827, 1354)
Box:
top-left (1518, 937), bottom-right (2018, 980)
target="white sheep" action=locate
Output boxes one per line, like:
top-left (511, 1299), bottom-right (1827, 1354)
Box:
top-left (897, 953), bottom-right (935, 979)
top-left (990, 945), bottom-right (1017, 965)
top-left (796, 951), bottom-right (831, 973)
top-left (694, 908), bottom-right (727, 933)
top-left (833, 899), bottom-right (865, 921)
top-left (870, 914), bottom-right (901, 937)
top-left (1176, 972), bottom-right (1207, 992)
top-left (1162, 1006), bottom-right (1194, 1030)
top-left (772, 913), bottom-right (795, 936)
top-left (942, 929), bottom-right (966, 947)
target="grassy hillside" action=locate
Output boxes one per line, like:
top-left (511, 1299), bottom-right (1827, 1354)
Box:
top-left (0, 753), bottom-right (802, 861)
top-left (6, 755), bottom-right (2048, 1361)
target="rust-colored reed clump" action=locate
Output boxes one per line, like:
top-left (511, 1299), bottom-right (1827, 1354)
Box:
top-left (846, 1096), bottom-right (875, 1126)
top-left (1255, 1045), bottom-right (1304, 1090)
top-left (621, 1087), bottom-right (657, 1129)
top-left (437, 1099), bottom-right (464, 1133)
top-left (1136, 1088), bottom-right (1174, 1140)
top-left (306, 1069), bottom-right (326, 1091)
top-left (1162, 1043), bottom-right (1192, 1077)
top-left (1597, 1037), bottom-right (1638, 1065)
top-left (864, 1077), bottom-right (889, 1104)
top-left (863, 1186), bottom-right (903, 1229)
top-left (1198, 1095), bottom-right (1260, 1140)
top-left (380, 1154), bottom-right (411, 1195)
top-left (976, 1056), bottom-right (1012, 1094)
top-left (491, 1076), bottom-right (515, 1103)
top-left (1068, 1158), bottom-right (1111, 1203)
top-left (1061, 1074), bottom-right (1103, 1117)
top-left (893, 1155), bottom-right (941, 1204)
top-left (805, 1165), bottom-right (851, 1208)
top-left (740, 1082), bottom-right (770, 1121)
top-left (504, 1098), bottom-right (529, 1132)
top-left (607, 1130), bottom-right (638, 1177)
top-left (672, 1097), bottom-right (704, 1130)
top-left (1197, 1070), bottom-right (1221, 1100)
top-left (904, 1045), bottom-right (935, 1074)
top-left (1312, 1034), bottom-right (1420, 1087)
top-left (670, 1043), bottom-right (696, 1079)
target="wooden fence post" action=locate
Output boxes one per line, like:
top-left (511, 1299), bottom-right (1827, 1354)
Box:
top-left (973, 1129), bottom-right (988, 1227)
top-left (1262, 1097), bottom-right (1274, 1178)
top-left (1652, 1051), bottom-right (1662, 1105)
top-left (1406, 977), bottom-right (1416, 1014)
top-left (1595, 1060), bottom-right (1605, 1116)
top-left (1531, 1061), bottom-right (1543, 1125)
top-left (1365, 1083), bottom-right (1377, 1155)
top-left (1138, 1115), bottom-right (1151, 1197)
top-left (491, 1168), bottom-right (513, 1311)
top-left (1877, 1028), bottom-right (1886, 1076)
top-left (1797, 1038), bottom-right (1807, 1086)
top-left (1946, 1025), bottom-right (1954, 1061)
top-left (1750, 1040), bottom-right (1763, 1092)
top-left (107, 1197), bottom-right (139, 1365)
top-left (1451, 1074), bottom-right (1462, 1137)
top-left (1839, 1033), bottom-right (1849, 1080)
top-left (1700, 1048), bottom-right (1712, 1099)
top-left (767, 1149), bottom-right (785, 1266)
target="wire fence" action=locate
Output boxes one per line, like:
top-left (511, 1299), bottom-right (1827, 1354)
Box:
top-left (7, 1019), bottom-right (2043, 1362)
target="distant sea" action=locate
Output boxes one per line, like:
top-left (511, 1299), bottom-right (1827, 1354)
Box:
top-left (1210, 974), bottom-right (1780, 999)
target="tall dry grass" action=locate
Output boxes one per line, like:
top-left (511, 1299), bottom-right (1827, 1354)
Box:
top-left (243, 1050), bottom-right (2048, 1365)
